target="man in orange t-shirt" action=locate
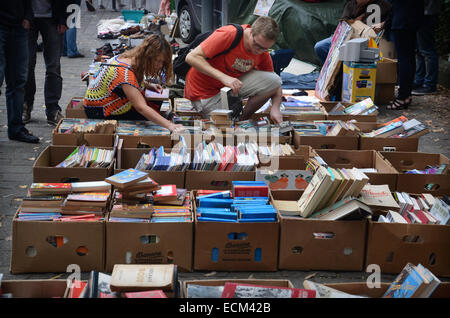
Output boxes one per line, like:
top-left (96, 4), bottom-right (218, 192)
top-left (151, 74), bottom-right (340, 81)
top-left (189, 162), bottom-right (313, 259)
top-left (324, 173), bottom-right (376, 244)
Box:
top-left (184, 16), bottom-right (283, 123)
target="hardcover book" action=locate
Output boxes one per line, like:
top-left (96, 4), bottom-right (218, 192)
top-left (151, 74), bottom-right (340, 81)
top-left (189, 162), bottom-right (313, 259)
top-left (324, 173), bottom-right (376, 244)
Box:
top-left (105, 169), bottom-right (149, 189)
top-left (221, 282), bottom-right (316, 298)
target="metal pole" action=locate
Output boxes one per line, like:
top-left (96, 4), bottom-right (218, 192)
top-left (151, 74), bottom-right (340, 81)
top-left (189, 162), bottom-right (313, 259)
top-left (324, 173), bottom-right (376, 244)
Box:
top-left (201, 0), bottom-right (213, 33)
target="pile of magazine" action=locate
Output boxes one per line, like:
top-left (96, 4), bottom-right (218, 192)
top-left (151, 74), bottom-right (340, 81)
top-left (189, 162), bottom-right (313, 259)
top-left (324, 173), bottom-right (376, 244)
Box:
top-left (117, 121), bottom-right (170, 136)
top-left (56, 145), bottom-right (114, 168)
top-left (57, 118), bottom-right (117, 134)
top-left (328, 98), bottom-right (378, 115)
top-left (135, 146), bottom-right (190, 172)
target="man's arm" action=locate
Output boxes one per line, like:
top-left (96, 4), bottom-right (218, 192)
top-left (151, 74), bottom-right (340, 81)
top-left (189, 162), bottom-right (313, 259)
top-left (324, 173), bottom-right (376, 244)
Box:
top-left (185, 46), bottom-right (242, 95)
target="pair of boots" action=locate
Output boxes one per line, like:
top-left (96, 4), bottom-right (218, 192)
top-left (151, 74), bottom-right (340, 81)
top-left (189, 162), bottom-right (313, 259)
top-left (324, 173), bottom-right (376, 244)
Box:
top-left (23, 103), bottom-right (64, 126)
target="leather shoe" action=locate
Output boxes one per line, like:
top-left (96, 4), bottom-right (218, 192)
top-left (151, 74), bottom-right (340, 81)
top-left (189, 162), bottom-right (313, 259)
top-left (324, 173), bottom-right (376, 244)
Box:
top-left (68, 53), bottom-right (85, 58)
top-left (9, 129), bottom-right (40, 143)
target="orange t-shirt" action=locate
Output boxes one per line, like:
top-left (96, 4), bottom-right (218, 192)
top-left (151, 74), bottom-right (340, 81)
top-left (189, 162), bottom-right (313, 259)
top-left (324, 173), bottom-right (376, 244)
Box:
top-left (184, 24), bottom-right (274, 101)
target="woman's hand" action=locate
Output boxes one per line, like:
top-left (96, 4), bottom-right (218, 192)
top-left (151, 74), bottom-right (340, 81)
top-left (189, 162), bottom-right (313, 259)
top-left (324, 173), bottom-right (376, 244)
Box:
top-left (371, 22), bottom-right (385, 33)
top-left (168, 123), bottom-right (186, 133)
top-left (146, 83), bottom-right (164, 94)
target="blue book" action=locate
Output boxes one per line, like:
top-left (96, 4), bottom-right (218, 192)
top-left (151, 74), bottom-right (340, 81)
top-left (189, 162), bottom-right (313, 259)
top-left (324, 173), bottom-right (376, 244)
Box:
top-left (151, 217), bottom-right (192, 223)
top-left (197, 217), bottom-right (238, 223)
top-left (198, 198), bottom-right (234, 208)
top-left (238, 218), bottom-right (277, 223)
top-left (232, 181), bottom-right (267, 186)
top-left (109, 217), bottom-right (150, 223)
top-left (239, 211), bottom-right (278, 219)
top-left (383, 263), bottom-right (429, 298)
top-left (105, 168), bottom-right (149, 188)
top-left (197, 211), bottom-right (238, 220)
top-left (196, 208), bottom-right (231, 213)
top-left (197, 191), bottom-right (232, 201)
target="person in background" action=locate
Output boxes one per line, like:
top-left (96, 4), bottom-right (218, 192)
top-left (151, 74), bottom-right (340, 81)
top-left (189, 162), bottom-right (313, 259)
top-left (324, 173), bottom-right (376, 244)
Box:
top-left (158, 0), bottom-right (171, 16)
top-left (185, 16), bottom-right (283, 123)
top-left (99, 0), bottom-right (125, 11)
top-left (62, 0), bottom-right (84, 58)
top-left (314, 0), bottom-right (392, 64)
top-left (23, 0), bottom-right (70, 126)
top-left (412, 0), bottom-right (440, 96)
top-left (83, 34), bottom-right (184, 133)
top-left (387, 0), bottom-right (424, 110)
top-left (0, 0), bottom-right (40, 143)
top-left (86, 0), bottom-right (95, 11)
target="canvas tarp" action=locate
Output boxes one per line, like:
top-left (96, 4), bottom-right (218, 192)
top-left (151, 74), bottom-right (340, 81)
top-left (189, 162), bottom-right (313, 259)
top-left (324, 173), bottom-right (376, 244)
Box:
top-left (228, 0), bottom-right (346, 66)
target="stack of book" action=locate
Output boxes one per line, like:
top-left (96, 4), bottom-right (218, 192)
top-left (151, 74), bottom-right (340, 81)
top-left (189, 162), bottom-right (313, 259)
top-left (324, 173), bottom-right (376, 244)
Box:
top-left (381, 192), bottom-right (450, 225)
top-left (328, 98), bottom-right (378, 116)
top-left (174, 98), bottom-right (197, 114)
top-left (57, 118), bottom-right (117, 134)
top-left (55, 145), bottom-right (114, 168)
top-left (61, 192), bottom-right (111, 216)
top-left (361, 117), bottom-right (429, 138)
top-left (106, 168), bottom-right (160, 201)
top-left (134, 143), bottom-right (190, 172)
top-left (293, 120), bottom-right (360, 137)
top-left (117, 121), bottom-right (170, 136)
top-left (234, 117), bottom-right (293, 136)
top-left (297, 165), bottom-right (370, 218)
top-left (258, 143), bottom-right (295, 157)
top-left (280, 95), bottom-right (324, 116)
top-left (196, 182), bottom-right (277, 223)
top-left (190, 141), bottom-right (259, 171)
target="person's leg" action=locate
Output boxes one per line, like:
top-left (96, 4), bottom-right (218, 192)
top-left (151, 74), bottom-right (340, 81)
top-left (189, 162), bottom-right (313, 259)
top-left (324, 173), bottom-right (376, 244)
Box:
top-left (40, 18), bottom-right (64, 123)
top-left (66, 27), bottom-right (82, 57)
top-left (392, 29), bottom-right (416, 101)
top-left (314, 36), bottom-right (333, 65)
top-left (413, 15), bottom-right (439, 94)
top-left (23, 21), bottom-right (39, 123)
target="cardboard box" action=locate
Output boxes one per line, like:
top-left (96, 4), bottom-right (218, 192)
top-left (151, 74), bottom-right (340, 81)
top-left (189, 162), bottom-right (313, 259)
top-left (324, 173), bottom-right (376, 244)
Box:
top-left (65, 97), bottom-right (87, 119)
top-left (376, 58), bottom-right (397, 84)
top-left (315, 149), bottom-right (399, 191)
top-left (271, 191), bottom-right (367, 271)
top-left (193, 192), bottom-right (279, 271)
top-left (117, 147), bottom-right (185, 188)
top-left (185, 170), bottom-right (255, 191)
top-left (324, 282), bottom-right (450, 298)
top-left (379, 38), bottom-right (397, 60)
top-left (294, 132), bottom-right (359, 150)
top-left (1, 279), bottom-right (69, 298)
top-left (10, 212), bottom-right (105, 273)
top-left (321, 101), bottom-right (377, 123)
top-left (380, 151), bottom-right (450, 195)
top-left (182, 279), bottom-right (294, 298)
top-left (375, 83), bottom-right (396, 105)
top-left (52, 132), bottom-right (115, 147)
top-left (365, 219), bottom-right (450, 277)
top-left (342, 62), bottom-right (377, 103)
top-left (33, 145), bottom-right (114, 183)
top-left (118, 134), bottom-right (173, 148)
top-left (105, 218), bottom-right (194, 273)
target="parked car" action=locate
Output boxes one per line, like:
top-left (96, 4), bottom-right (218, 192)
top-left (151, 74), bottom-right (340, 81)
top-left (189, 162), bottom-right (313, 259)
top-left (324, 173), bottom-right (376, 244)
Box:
top-left (175, 0), bottom-right (223, 43)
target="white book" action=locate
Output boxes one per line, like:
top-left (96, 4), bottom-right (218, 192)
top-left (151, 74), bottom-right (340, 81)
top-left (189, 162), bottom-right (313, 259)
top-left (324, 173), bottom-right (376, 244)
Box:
top-left (412, 198), bottom-right (421, 212)
top-left (71, 181), bottom-right (111, 192)
top-left (396, 192), bottom-right (407, 213)
top-left (378, 215), bottom-right (390, 223)
top-left (418, 197), bottom-right (430, 211)
top-left (423, 211), bottom-right (438, 224)
top-left (401, 192), bottom-right (414, 212)
top-left (408, 211), bottom-right (423, 224)
top-left (429, 199), bottom-right (450, 225)
top-left (386, 210), bottom-right (408, 223)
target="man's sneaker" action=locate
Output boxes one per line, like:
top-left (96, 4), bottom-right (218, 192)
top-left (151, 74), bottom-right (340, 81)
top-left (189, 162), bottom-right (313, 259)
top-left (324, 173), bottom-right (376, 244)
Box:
top-left (412, 86), bottom-right (437, 96)
top-left (47, 110), bottom-right (64, 126)
top-left (412, 82), bottom-right (423, 90)
top-left (22, 103), bottom-right (33, 124)
top-left (9, 128), bottom-right (40, 143)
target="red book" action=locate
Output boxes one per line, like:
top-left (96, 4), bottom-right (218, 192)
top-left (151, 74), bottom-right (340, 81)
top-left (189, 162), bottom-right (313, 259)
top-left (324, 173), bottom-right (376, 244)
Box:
top-left (124, 290), bottom-right (167, 298)
top-left (154, 185), bottom-right (177, 202)
top-left (233, 186), bottom-right (269, 198)
top-left (401, 211), bottom-right (412, 224)
top-left (197, 190), bottom-right (229, 195)
top-left (414, 210), bottom-right (430, 224)
top-left (221, 282), bottom-right (316, 298)
top-left (67, 280), bottom-right (87, 298)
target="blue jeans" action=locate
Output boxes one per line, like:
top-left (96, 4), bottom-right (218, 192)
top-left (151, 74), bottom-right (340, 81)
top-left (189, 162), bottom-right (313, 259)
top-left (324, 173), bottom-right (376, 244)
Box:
top-left (0, 24), bottom-right (28, 138)
top-left (63, 27), bottom-right (81, 57)
top-left (415, 15), bottom-right (439, 90)
top-left (314, 36), bottom-right (332, 65)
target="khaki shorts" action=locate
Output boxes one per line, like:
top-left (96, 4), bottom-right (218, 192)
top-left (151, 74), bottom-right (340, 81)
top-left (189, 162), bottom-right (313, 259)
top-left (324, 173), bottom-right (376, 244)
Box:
top-left (192, 70), bottom-right (282, 117)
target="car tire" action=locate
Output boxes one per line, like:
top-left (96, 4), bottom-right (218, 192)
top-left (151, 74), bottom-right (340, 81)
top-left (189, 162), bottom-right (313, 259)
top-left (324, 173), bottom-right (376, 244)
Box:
top-left (178, 4), bottom-right (198, 43)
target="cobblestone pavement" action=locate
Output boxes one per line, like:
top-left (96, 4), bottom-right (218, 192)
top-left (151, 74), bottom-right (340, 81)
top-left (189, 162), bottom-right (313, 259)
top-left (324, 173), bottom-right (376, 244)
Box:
top-left (0, 1), bottom-right (448, 287)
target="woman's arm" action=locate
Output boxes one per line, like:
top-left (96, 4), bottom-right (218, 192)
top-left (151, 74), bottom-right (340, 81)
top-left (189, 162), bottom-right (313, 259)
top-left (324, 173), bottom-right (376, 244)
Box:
top-left (122, 84), bottom-right (184, 132)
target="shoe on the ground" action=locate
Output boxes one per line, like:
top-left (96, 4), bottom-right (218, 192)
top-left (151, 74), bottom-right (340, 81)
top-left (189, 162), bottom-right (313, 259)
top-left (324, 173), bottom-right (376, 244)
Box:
top-left (412, 86), bottom-right (437, 96)
top-left (47, 110), bottom-right (64, 126)
top-left (68, 53), bottom-right (85, 58)
top-left (99, 4), bottom-right (105, 9)
top-left (9, 128), bottom-right (40, 143)
top-left (22, 103), bottom-right (33, 124)
top-left (412, 82), bottom-right (423, 90)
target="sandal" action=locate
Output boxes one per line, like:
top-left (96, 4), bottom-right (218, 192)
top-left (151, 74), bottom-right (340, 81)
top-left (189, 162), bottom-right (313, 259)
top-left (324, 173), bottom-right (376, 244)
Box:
top-left (387, 97), bottom-right (411, 110)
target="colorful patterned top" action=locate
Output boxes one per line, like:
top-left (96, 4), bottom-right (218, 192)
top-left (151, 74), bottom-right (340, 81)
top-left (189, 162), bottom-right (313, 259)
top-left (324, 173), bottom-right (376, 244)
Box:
top-left (84, 56), bottom-right (142, 117)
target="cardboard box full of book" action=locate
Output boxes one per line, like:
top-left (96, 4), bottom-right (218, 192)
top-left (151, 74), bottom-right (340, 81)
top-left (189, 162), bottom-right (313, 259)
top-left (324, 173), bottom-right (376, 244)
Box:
top-left (356, 122), bottom-right (419, 152)
top-left (192, 191), bottom-right (279, 271)
top-left (315, 149), bottom-right (399, 191)
top-left (118, 134), bottom-right (173, 148)
top-left (342, 62), bottom-right (377, 103)
top-left (270, 190), bottom-right (367, 271)
top-left (105, 218), bottom-right (194, 272)
top-left (33, 145), bottom-right (114, 183)
top-left (376, 58), bottom-right (397, 84)
top-left (0, 279), bottom-right (70, 298)
top-left (293, 132), bottom-right (359, 151)
top-left (10, 211), bottom-right (105, 273)
top-left (117, 148), bottom-right (185, 189)
top-left (321, 101), bottom-right (377, 123)
top-left (65, 97), bottom-right (87, 119)
top-left (365, 218), bottom-right (450, 277)
top-left (185, 171), bottom-right (255, 191)
top-left (380, 151), bottom-right (450, 196)
top-left (182, 279), bottom-right (295, 298)
top-left (52, 118), bottom-right (115, 147)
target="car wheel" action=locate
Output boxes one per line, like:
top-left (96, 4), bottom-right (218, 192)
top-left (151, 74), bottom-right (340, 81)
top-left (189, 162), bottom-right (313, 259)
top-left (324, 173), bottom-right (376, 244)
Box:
top-left (178, 5), bottom-right (198, 43)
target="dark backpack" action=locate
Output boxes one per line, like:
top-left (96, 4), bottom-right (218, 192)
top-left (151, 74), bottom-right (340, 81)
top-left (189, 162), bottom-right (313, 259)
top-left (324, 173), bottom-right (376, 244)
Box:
top-left (173, 23), bottom-right (244, 82)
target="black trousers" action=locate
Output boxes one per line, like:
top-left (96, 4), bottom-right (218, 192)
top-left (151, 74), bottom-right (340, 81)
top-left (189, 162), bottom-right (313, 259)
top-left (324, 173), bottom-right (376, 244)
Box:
top-left (392, 29), bottom-right (417, 100)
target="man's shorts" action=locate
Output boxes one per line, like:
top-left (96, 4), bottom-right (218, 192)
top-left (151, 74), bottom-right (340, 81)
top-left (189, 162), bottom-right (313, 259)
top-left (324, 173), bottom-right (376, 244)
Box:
top-left (191, 70), bottom-right (282, 118)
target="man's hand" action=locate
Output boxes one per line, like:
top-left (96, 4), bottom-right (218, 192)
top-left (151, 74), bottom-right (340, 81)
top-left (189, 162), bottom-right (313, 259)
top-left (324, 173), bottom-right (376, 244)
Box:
top-left (22, 20), bottom-right (30, 29)
top-left (222, 75), bottom-right (242, 96)
top-left (168, 123), bottom-right (186, 133)
top-left (57, 24), bottom-right (68, 35)
top-left (269, 107), bottom-right (283, 124)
